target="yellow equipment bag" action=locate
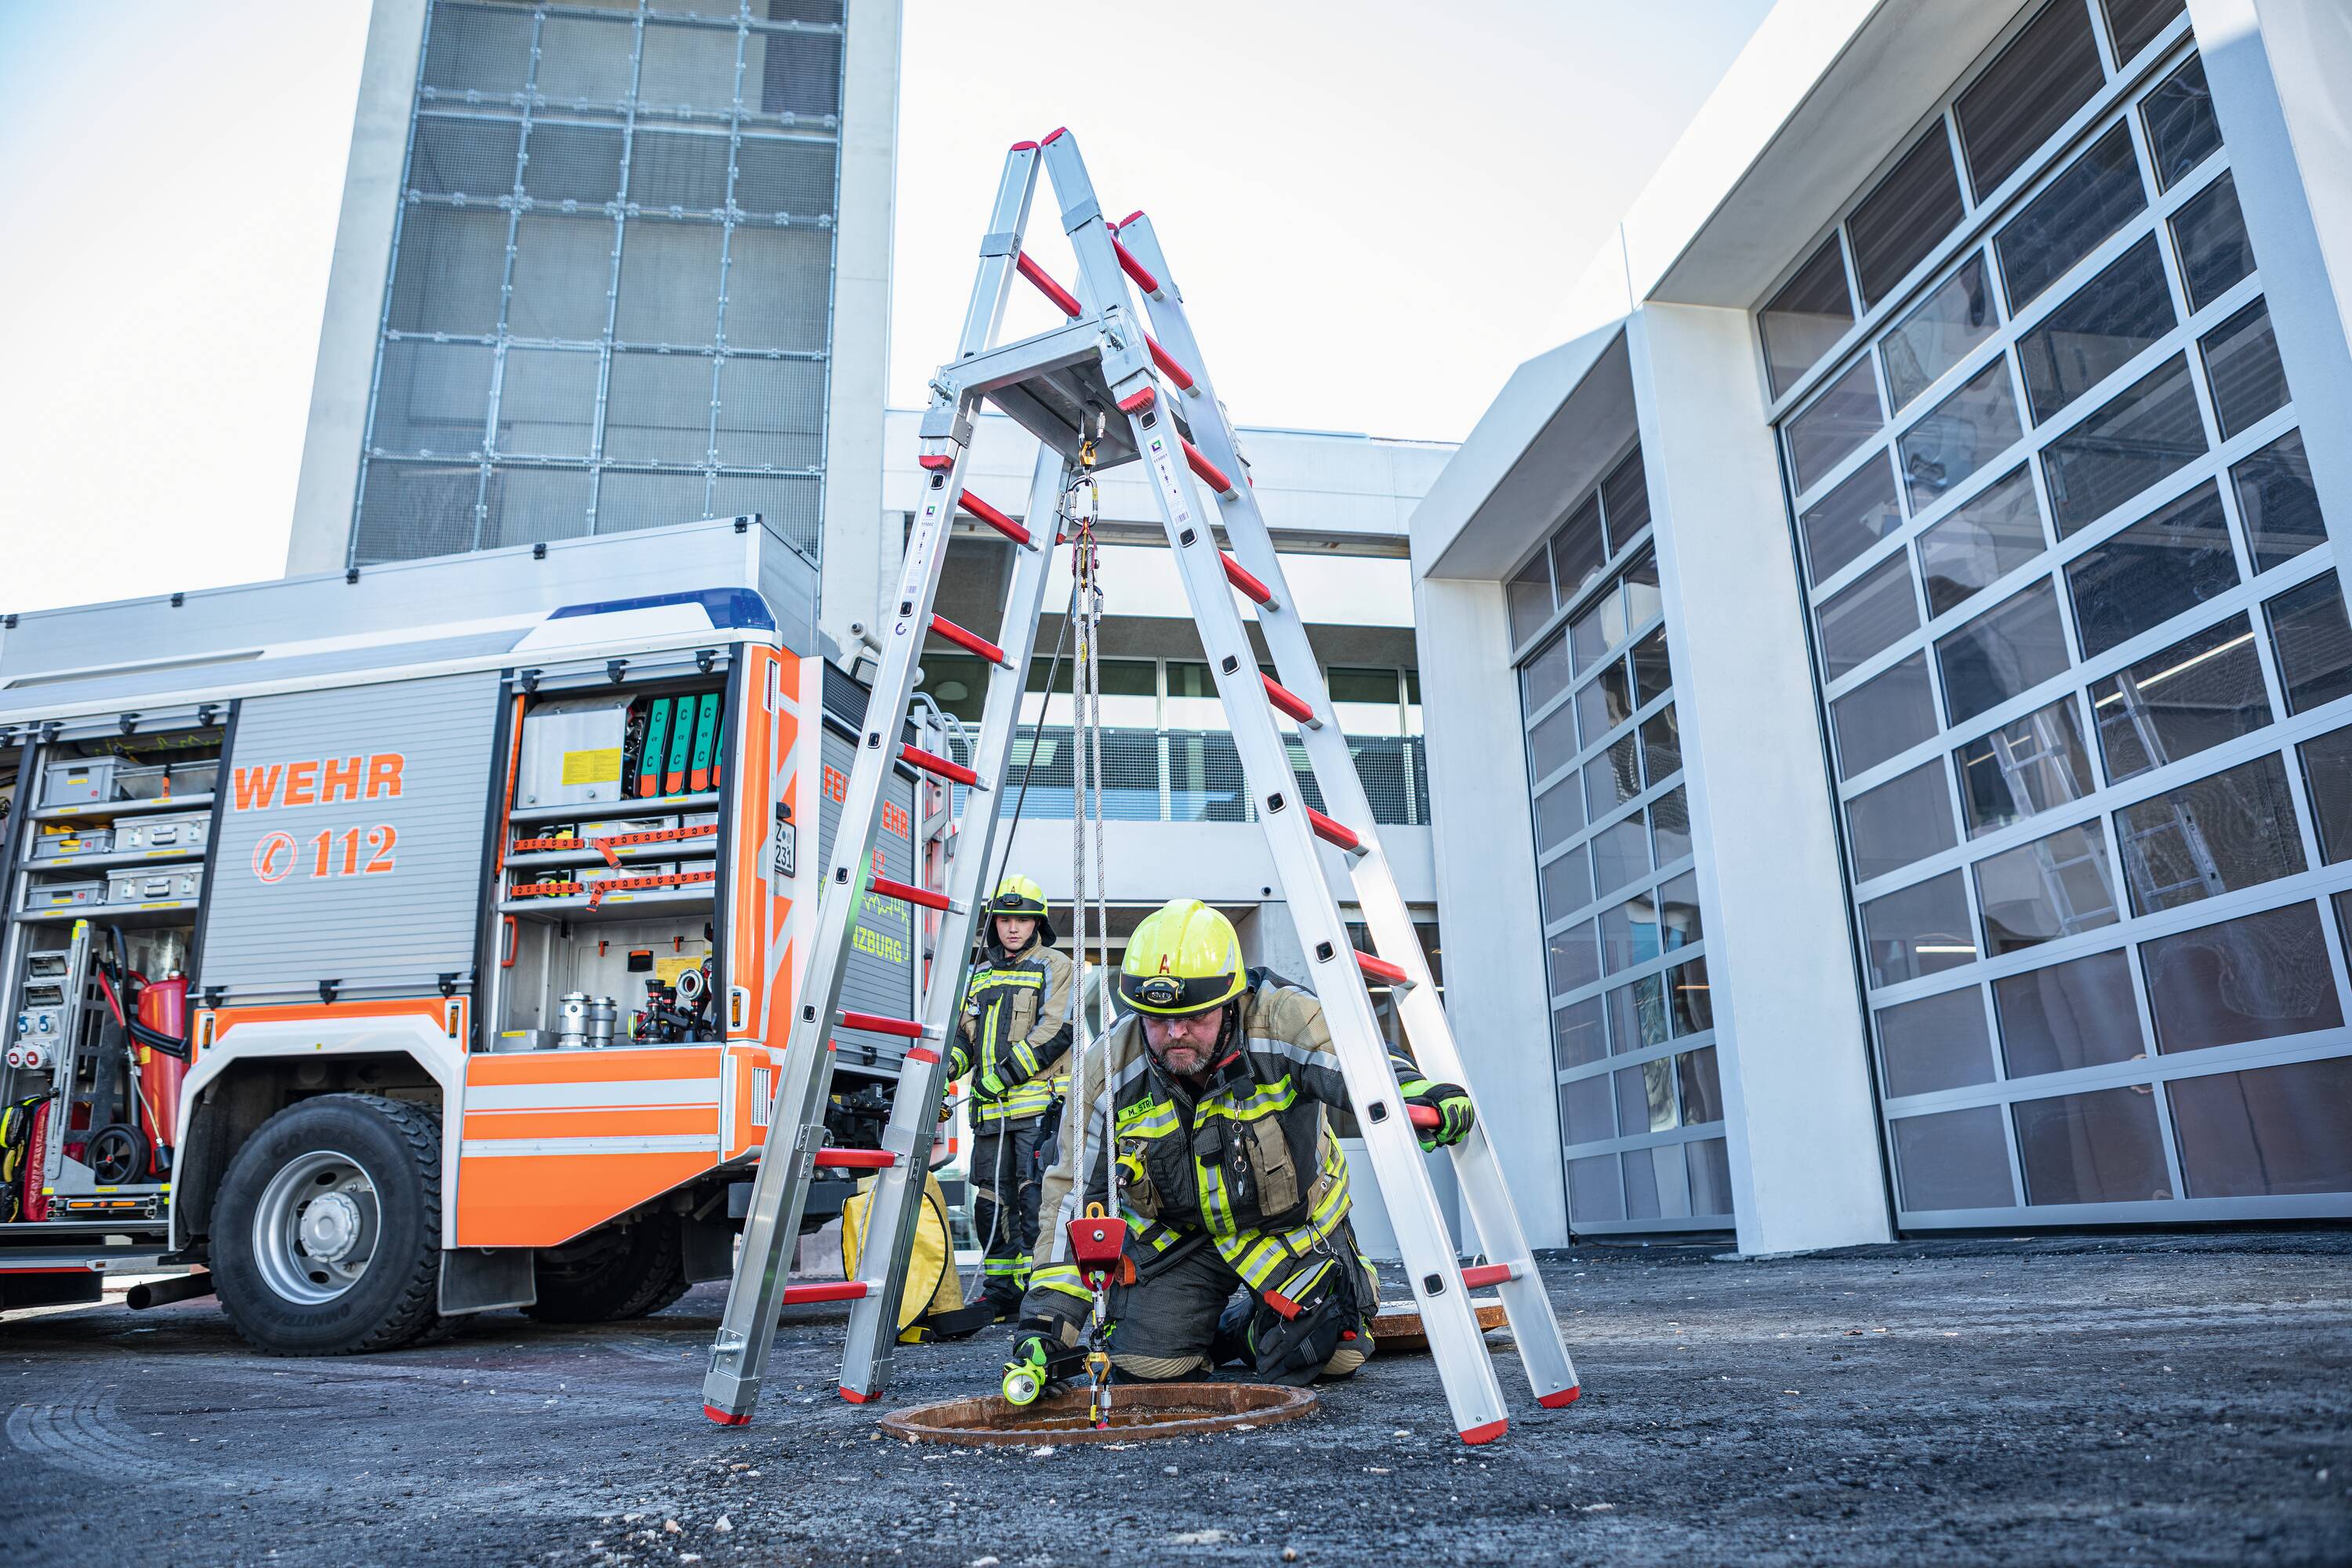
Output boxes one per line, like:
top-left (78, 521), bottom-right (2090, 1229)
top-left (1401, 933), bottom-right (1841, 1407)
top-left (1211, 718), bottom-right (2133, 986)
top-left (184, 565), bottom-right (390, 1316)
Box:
top-left (841, 1171), bottom-right (968, 1342)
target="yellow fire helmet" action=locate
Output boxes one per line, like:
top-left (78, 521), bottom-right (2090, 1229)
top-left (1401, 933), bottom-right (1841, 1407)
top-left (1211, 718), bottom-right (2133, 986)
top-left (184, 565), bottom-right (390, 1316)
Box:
top-left (987, 873), bottom-right (1054, 946)
top-left (1118, 898), bottom-right (1247, 1016)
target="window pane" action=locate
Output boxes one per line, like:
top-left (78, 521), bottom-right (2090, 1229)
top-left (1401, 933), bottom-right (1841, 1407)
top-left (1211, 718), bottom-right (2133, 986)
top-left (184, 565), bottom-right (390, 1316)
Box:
top-left (2142, 54), bottom-right (2223, 192)
top-left (1882, 252), bottom-right (1999, 411)
top-left (1862, 869), bottom-right (1978, 986)
top-left (1541, 842), bottom-right (1594, 923)
top-left (1592, 815), bottom-right (1651, 898)
top-left (2103, 0), bottom-right (2183, 60)
top-left (2041, 355), bottom-right (2209, 537)
top-left (1918, 466), bottom-right (2046, 617)
top-left (1535, 775), bottom-right (1584, 851)
top-left (1668, 955), bottom-right (1714, 1035)
top-left (1650, 786), bottom-right (1692, 866)
top-left (1602, 449), bottom-right (1653, 551)
top-left (1548, 919), bottom-right (1600, 996)
top-left (2090, 612), bottom-right (2271, 780)
top-left (1995, 123), bottom-right (2148, 310)
top-left (1585, 734), bottom-right (1643, 815)
top-left (1576, 659), bottom-right (1633, 747)
top-left (1818, 552), bottom-right (1921, 677)
top-left (1552, 494), bottom-right (1608, 611)
top-left (1601, 891), bottom-right (1660, 975)
top-left (2064, 480), bottom-right (2241, 659)
top-left (1878, 985), bottom-right (1996, 1098)
top-left (2116, 752), bottom-right (2307, 914)
top-left (1833, 652), bottom-right (1939, 779)
top-left (2016, 234), bottom-right (2176, 425)
top-left (1522, 631), bottom-right (1572, 715)
top-left (2201, 299), bottom-right (2292, 441)
top-left (2231, 430), bottom-right (2327, 574)
top-left (1559, 1072), bottom-right (1616, 1145)
top-left (1936, 577), bottom-right (2073, 727)
top-left (2171, 171), bottom-right (2255, 314)
top-left (1623, 1143), bottom-right (1690, 1220)
top-left (1801, 449), bottom-right (1905, 586)
top-left (2299, 724), bottom-right (2352, 864)
top-left (1893, 1106), bottom-right (2016, 1210)
top-left (1640, 704), bottom-right (1682, 785)
top-left (1954, 695), bottom-right (2096, 838)
top-left (1993, 949), bottom-right (2145, 1076)
top-left (1848, 759), bottom-right (1958, 881)
top-left (2265, 571), bottom-right (2352, 715)
top-left (1623, 550), bottom-right (1663, 631)
top-left (1975, 822), bottom-right (2121, 955)
top-left (1899, 358), bottom-right (2023, 514)
top-left (1762, 236), bottom-right (1855, 397)
top-left (1676, 1046), bottom-right (1724, 1125)
top-left (1566, 1152), bottom-right (1625, 1223)
top-left (1956, 0), bottom-right (2105, 201)
top-left (1529, 704), bottom-right (1577, 781)
top-left (1508, 550), bottom-right (1552, 645)
top-left (1660, 869), bottom-right (1703, 951)
top-left (1632, 626), bottom-right (1672, 705)
top-left (2143, 900), bottom-right (2344, 1051)
top-left (1606, 974), bottom-right (1670, 1055)
top-left (1849, 125), bottom-right (1968, 309)
top-left (1687, 1138), bottom-right (1736, 1214)
top-left (1570, 578), bottom-right (1630, 670)
top-left (1787, 360), bottom-right (1884, 495)
top-left (2169, 1056), bottom-right (2352, 1198)
top-left (1554, 996), bottom-right (1609, 1070)
top-left (2015, 1087), bottom-right (2172, 1204)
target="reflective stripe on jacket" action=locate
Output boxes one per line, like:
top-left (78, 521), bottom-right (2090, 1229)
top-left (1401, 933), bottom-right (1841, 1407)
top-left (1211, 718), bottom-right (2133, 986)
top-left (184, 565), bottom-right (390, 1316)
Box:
top-left (953, 933), bottom-right (1073, 1125)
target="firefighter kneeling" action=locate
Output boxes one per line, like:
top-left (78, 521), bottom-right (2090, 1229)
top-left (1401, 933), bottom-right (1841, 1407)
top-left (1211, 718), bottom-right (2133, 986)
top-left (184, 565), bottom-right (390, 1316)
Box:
top-left (1007, 899), bottom-right (1475, 1391)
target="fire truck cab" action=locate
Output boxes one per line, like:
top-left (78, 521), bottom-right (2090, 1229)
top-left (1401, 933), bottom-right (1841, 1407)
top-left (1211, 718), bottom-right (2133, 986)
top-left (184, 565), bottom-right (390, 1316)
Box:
top-left (0, 517), bottom-right (940, 1352)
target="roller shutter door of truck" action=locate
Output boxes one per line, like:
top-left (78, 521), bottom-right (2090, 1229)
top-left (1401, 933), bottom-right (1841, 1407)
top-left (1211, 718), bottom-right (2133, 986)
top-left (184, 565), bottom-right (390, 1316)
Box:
top-left (200, 672), bottom-right (502, 1003)
top-left (819, 722), bottom-right (917, 1073)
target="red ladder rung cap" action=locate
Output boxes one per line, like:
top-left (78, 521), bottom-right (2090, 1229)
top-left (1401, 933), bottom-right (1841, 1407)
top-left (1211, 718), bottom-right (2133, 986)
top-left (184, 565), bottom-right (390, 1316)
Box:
top-left (1260, 673), bottom-right (1315, 724)
top-left (930, 614), bottom-right (1009, 666)
top-left (1015, 251), bottom-right (1081, 318)
top-left (1459, 1263), bottom-right (1515, 1289)
top-left (1114, 235), bottom-right (1163, 296)
top-left (902, 743), bottom-right (979, 786)
top-left (869, 873), bottom-right (952, 912)
top-left (917, 452), bottom-right (956, 470)
top-left (1183, 439), bottom-right (1235, 496)
top-left (1117, 386), bottom-right (1156, 413)
top-left (957, 489), bottom-right (1032, 546)
top-left (1407, 1104), bottom-right (1441, 1129)
top-left (1145, 333), bottom-right (1194, 390)
top-left (840, 1009), bottom-right (924, 1038)
top-left (1305, 807), bottom-right (1359, 851)
top-left (1115, 209), bottom-right (1145, 229)
top-left (1221, 552), bottom-right (1273, 606)
top-left (780, 1281), bottom-right (870, 1305)
top-left (811, 1148), bottom-right (898, 1169)
top-left (1355, 949), bottom-right (1410, 985)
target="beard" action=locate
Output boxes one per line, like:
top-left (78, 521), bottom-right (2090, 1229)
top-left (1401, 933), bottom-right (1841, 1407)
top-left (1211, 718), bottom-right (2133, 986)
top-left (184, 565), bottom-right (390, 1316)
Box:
top-left (1153, 1040), bottom-right (1211, 1075)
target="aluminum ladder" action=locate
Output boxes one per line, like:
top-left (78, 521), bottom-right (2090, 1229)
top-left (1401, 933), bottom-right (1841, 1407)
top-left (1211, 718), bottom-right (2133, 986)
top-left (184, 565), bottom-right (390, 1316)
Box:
top-left (703, 127), bottom-right (1581, 1445)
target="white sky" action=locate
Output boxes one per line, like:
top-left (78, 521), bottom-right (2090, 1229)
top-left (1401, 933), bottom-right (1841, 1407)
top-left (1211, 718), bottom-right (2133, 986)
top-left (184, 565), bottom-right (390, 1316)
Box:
top-left (0, 0), bottom-right (1771, 616)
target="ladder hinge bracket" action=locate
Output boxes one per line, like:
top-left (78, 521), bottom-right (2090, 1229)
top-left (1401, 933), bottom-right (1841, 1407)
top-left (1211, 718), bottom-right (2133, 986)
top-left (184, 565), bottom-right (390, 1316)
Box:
top-left (978, 230), bottom-right (1018, 257)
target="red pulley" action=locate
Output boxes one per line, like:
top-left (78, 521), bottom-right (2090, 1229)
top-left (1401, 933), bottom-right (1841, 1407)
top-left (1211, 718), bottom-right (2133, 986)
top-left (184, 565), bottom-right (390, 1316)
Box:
top-left (1066, 1207), bottom-right (1134, 1290)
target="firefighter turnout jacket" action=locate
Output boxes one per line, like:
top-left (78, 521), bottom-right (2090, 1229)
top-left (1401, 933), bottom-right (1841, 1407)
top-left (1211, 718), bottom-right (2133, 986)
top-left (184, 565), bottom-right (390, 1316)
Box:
top-left (1022, 971), bottom-right (1414, 1329)
top-left (950, 930), bottom-right (1074, 1126)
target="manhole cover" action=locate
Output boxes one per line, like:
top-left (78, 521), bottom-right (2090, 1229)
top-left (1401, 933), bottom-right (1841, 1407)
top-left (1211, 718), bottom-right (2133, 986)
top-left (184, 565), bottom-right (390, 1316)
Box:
top-left (1372, 1297), bottom-right (1510, 1353)
top-left (880, 1381), bottom-right (1317, 1446)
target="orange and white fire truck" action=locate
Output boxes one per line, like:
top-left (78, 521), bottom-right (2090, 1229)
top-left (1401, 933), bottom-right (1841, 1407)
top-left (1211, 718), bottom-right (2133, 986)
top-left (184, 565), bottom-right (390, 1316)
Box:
top-left (0, 517), bottom-right (946, 1351)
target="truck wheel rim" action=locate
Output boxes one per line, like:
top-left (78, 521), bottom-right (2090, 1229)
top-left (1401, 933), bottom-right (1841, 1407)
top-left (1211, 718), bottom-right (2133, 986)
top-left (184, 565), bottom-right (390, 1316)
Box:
top-left (252, 1150), bottom-right (382, 1306)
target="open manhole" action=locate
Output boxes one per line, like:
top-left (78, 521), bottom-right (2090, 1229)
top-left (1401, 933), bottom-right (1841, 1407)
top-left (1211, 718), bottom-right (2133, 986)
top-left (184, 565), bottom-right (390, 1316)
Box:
top-left (1371, 1296), bottom-right (1510, 1353)
top-left (880, 1381), bottom-right (1317, 1446)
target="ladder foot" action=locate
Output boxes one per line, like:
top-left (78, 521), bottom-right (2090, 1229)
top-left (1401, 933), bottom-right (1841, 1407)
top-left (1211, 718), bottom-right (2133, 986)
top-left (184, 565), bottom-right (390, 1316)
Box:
top-left (1537, 1386), bottom-right (1582, 1409)
top-left (1461, 1418), bottom-right (1508, 1446)
top-left (703, 1404), bottom-right (753, 1427)
top-left (840, 1386), bottom-right (877, 1404)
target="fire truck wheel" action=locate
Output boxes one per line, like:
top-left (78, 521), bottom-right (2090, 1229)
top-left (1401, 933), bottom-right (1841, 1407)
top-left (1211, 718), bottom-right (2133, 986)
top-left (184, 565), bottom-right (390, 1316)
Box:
top-left (212, 1093), bottom-right (444, 1356)
top-left (524, 1209), bottom-right (690, 1323)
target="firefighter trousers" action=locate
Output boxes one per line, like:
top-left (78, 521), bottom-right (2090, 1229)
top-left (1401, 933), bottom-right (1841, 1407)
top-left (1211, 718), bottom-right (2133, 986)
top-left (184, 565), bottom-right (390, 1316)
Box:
top-left (970, 1120), bottom-right (1048, 1311)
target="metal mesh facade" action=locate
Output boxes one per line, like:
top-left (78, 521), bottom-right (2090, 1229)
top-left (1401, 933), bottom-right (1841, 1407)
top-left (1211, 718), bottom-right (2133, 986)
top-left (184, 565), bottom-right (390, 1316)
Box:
top-left (350, 0), bottom-right (845, 567)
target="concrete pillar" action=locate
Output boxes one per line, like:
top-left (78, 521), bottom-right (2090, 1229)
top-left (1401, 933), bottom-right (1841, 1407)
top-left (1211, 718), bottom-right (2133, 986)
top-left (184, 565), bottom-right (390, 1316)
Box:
top-left (284, 0), bottom-right (430, 578)
top-left (1412, 575), bottom-right (1569, 1249)
top-left (819, 0), bottom-right (903, 653)
top-left (1627, 302), bottom-right (1893, 1255)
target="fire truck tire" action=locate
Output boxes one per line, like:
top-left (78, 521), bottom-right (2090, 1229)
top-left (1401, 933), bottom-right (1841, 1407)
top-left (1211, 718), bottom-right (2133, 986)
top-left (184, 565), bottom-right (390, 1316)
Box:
top-left (524, 1210), bottom-right (691, 1323)
top-left (211, 1093), bottom-right (444, 1356)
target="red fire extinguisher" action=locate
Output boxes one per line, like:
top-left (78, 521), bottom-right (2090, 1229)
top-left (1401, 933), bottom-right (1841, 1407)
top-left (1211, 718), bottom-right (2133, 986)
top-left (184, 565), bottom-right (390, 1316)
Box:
top-left (136, 974), bottom-right (189, 1176)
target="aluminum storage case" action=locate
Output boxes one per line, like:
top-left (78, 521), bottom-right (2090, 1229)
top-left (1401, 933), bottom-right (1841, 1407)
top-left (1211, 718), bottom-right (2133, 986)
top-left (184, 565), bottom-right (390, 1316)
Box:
top-left (516, 695), bottom-right (633, 808)
top-left (41, 758), bottom-right (120, 806)
top-left (31, 826), bottom-right (113, 861)
top-left (114, 813), bottom-right (211, 854)
top-left (105, 867), bottom-right (205, 906)
top-left (114, 760), bottom-right (220, 801)
top-left (24, 879), bottom-right (106, 911)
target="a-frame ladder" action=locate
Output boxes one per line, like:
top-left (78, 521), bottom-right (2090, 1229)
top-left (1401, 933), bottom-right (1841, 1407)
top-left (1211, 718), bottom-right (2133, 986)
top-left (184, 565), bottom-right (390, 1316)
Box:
top-left (704, 128), bottom-right (1580, 1446)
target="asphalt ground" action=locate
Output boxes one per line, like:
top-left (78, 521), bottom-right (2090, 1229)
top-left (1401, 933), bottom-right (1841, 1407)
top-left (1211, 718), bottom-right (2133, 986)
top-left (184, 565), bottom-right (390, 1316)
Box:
top-left (5, 1232), bottom-right (2349, 1567)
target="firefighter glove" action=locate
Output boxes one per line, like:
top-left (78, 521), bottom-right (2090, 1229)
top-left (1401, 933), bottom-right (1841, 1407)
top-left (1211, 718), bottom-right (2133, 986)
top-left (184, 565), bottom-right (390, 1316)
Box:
top-left (1400, 1077), bottom-right (1475, 1152)
top-left (978, 1064), bottom-right (1009, 1098)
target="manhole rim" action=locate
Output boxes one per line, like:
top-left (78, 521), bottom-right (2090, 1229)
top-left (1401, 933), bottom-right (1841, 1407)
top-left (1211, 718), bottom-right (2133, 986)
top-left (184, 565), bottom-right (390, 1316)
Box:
top-left (878, 1380), bottom-right (1318, 1446)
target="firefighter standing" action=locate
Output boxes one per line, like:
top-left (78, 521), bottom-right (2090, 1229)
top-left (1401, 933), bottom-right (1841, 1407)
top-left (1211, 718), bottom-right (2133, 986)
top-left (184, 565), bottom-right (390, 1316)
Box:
top-left (1007, 898), bottom-right (1475, 1387)
top-left (948, 875), bottom-right (1075, 1321)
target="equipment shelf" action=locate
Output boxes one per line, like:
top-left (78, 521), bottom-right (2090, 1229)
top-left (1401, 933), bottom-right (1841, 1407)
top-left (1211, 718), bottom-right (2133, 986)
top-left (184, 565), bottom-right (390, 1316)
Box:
top-left (503, 841), bottom-right (718, 871)
top-left (31, 793), bottom-right (216, 824)
top-left (497, 888), bottom-right (715, 922)
top-left (506, 790), bottom-right (719, 826)
top-left (18, 846), bottom-right (207, 874)
top-left (13, 900), bottom-right (201, 929)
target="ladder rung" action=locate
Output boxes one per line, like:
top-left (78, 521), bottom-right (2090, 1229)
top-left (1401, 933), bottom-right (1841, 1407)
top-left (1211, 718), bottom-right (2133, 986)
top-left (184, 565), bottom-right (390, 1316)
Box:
top-left (957, 488), bottom-right (1033, 547)
top-left (840, 1010), bottom-right (925, 1038)
top-left (811, 1149), bottom-right (898, 1170)
top-left (1016, 251), bottom-right (1082, 318)
top-left (1118, 386), bottom-right (1156, 413)
top-left (1459, 1262), bottom-right (1519, 1289)
top-left (930, 614), bottom-right (1010, 667)
top-left (902, 743), bottom-right (982, 787)
top-left (869, 874), bottom-right (953, 913)
top-left (1354, 949), bottom-right (1410, 985)
top-left (1111, 231), bottom-right (1163, 297)
top-left (1221, 552), bottom-right (1274, 607)
top-left (1305, 807), bottom-right (1361, 851)
top-left (918, 452), bottom-right (955, 470)
top-left (781, 1282), bottom-right (870, 1305)
top-left (1183, 439), bottom-right (1236, 498)
top-left (1145, 332), bottom-right (1195, 391)
top-left (1261, 673), bottom-right (1320, 728)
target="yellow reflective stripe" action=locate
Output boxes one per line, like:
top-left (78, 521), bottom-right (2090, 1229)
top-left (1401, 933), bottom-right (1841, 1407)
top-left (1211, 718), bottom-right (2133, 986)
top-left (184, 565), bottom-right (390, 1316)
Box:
top-left (969, 970), bottom-right (1045, 990)
top-left (1012, 1040), bottom-right (1041, 1076)
top-left (1211, 1142), bottom-right (1354, 1288)
top-left (1195, 1076), bottom-right (1296, 1123)
top-left (1196, 1159), bottom-right (1236, 1234)
top-left (1029, 1263), bottom-right (1091, 1303)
